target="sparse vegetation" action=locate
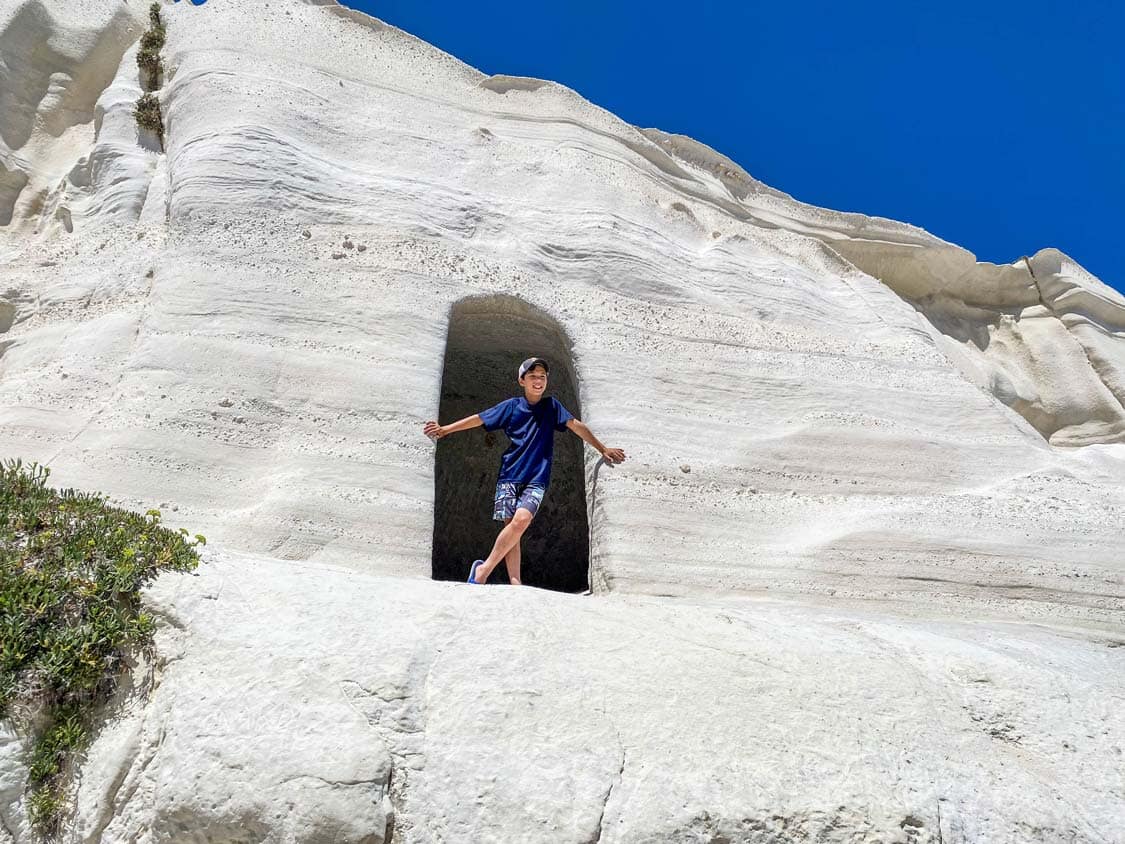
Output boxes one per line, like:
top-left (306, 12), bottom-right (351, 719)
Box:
top-left (134, 93), bottom-right (164, 141)
top-left (0, 459), bottom-right (204, 835)
top-left (136, 3), bottom-right (166, 89)
top-left (136, 46), bottom-right (162, 84)
top-left (135, 3), bottom-right (167, 144)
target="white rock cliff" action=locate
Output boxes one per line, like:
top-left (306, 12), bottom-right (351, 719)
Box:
top-left (0, 0), bottom-right (1122, 841)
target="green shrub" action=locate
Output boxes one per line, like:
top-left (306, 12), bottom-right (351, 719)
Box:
top-left (137, 46), bottom-right (161, 77)
top-left (134, 93), bottom-right (164, 141)
top-left (139, 26), bottom-right (165, 54)
top-left (0, 458), bottom-right (203, 833)
top-left (26, 786), bottom-right (61, 833)
top-left (137, 3), bottom-right (166, 92)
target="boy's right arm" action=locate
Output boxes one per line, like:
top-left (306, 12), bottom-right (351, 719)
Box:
top-left (423, 414), bottom-right (483, 440)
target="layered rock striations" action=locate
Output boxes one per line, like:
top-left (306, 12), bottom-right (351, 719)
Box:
top-left (0, 0), bottom-right (1123, 841)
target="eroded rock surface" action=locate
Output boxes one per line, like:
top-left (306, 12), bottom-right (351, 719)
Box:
top-left (0, 0), bottom-right (1121, 612)
top-left (44, 552), bottom-right (1125, 843)
top-left (1, 0), bottom-right (1123, 841)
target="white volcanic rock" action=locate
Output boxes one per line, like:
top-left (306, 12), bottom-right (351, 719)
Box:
top-left (0, 0), bottom-right (148, 229)
top-left (50, 551), bottom-right (1125, 843)
top-left (0, 0), bottom-right (1124, 841)
top-left (0, 0), bottom-right (1121, 613)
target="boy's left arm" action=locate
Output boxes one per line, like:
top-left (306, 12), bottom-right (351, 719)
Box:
top-left (565, 418), bottom-right (626, 464)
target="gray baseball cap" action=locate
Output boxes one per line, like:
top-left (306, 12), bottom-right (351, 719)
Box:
top-left (518, 357), bottom-right (549, 379)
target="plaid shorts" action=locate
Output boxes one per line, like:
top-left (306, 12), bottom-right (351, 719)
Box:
top-left (493, 482), bottom-right (547, 521)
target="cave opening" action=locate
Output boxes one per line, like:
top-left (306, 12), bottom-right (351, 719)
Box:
top-left (431, 295), bottom-right (589, 592)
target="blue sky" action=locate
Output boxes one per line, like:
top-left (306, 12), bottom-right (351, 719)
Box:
top-left (347, 1), bottom-right (1123, 294)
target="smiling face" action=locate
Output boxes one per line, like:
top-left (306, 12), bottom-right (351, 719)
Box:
top-left (519, 364), bottom-right (548, 401)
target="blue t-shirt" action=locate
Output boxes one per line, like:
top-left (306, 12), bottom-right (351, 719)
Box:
top-left (479, 395), bottom-right (575, 486)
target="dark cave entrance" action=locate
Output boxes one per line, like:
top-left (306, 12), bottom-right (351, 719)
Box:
top-left (431, 295), bottom-right (589, 592)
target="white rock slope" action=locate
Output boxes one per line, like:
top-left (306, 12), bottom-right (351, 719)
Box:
top-left (53, 553), bottom-right (1125, 843)
top-left (0, 0), bottom-right (1123, 841)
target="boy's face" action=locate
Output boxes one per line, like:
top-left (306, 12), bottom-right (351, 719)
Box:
top-left (519, 365), bottom-right (548, 399)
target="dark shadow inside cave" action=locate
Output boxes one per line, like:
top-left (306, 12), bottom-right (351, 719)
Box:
top-left (431, 295), bottom-right (589, 592)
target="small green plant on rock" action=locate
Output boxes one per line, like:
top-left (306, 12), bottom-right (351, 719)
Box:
top-left (148, 2), bottom-right (165, 33)
top-left (135, 3), bottom-right (167, 141)
top-left (136, 3), bottom-right (166, 89)
top-left (0, 458), bottom-right (204, 836)
top-left (139, 25), bottom-right (166, 55)
top-left (136, 46), bottom-right (162, 85)
top-left (134, 93), bottom-right (164, 141)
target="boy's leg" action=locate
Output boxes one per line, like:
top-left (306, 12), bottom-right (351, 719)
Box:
top-left (502, 486), bottom-right (543, 585)
top-left (503, 517), bottom-right (523, 585)
top-left (474, 483), bottom-right (521, 583)
top-left (474, 509), bottom-right (532, 582)
top-left (473, 484), bottom-right (544, 585)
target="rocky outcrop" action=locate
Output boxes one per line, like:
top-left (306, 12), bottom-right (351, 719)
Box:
top-left (1, 0), bottom-right (1122, 610)
top-left (46, 552), bottom-right (1125, 843)
top-left (0, 1), bottom-right (1123, 840)
top-left (0, 0), bottom-right (150, 232)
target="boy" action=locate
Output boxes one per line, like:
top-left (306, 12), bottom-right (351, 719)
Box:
top-left (423, 356), bottom-right (625, 585)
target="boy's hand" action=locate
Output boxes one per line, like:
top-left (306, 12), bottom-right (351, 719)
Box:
top-left (423, 420), bottom-right (445, 440)
top-left (601, 447), bottom-right (626, 464)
